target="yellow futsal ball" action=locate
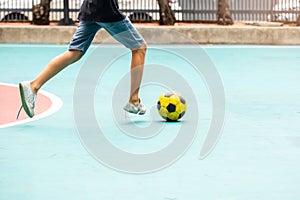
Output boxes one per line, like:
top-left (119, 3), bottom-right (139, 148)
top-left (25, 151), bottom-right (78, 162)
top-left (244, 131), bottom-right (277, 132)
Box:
top-left (157, 91), bottom-right (187, 121)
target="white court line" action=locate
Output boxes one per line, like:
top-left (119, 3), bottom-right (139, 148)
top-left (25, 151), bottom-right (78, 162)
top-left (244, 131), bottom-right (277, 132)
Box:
top-left (0, 82), bottom-right (63, 129)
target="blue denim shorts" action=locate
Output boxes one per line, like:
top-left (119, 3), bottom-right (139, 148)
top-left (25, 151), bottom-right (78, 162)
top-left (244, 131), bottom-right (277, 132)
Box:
top-left (69, 17), bottom-right (145, 55)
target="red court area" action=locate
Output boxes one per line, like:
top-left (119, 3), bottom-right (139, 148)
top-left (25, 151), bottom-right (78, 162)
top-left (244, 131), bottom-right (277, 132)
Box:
top-left (0, 84), bottom-right (52, 125)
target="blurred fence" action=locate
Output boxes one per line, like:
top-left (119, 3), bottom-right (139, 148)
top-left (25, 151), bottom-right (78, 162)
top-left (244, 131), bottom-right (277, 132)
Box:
top-left (0, 0), bottom-right (299, 23)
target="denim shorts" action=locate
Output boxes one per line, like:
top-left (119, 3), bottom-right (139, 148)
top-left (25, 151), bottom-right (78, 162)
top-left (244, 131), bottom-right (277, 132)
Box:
top-left (69, 17), bottom-right (145, 55)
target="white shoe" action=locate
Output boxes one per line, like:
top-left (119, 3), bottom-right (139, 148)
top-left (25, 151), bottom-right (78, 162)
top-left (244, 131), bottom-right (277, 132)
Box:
top-left (17, 81), bottom-right (37, 119)
top-left (123, 99), bottom-right (146, 115)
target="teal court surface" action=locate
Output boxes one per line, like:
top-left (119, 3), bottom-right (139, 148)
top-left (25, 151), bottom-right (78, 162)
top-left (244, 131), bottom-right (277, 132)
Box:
top-left (0, 44), bottom-right (300, 199)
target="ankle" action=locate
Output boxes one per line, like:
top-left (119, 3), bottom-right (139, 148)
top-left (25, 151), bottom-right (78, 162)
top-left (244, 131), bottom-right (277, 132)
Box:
top-left (129, 98), bottom-right (140, 106)
top-left (30, 82), bottom-right (39, 94)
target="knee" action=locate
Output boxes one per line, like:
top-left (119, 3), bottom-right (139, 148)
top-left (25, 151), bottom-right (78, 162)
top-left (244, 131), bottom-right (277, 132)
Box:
top-left (68, 50), bottom-right (82, 63)
top-left (132, 43), bottom-right (147, 55)
top-left (73, 50), bottom-right (83, 62)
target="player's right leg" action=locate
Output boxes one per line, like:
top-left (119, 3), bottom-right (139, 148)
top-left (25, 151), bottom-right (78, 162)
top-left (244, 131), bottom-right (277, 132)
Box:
top-left (123, 44), bottom-right (147, 115)
top-left (101, 17), bottom-right (147, 115)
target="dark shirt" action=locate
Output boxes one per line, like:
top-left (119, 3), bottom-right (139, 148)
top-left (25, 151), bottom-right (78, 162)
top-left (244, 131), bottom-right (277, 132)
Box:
top-left (78, 0), bottom-right (126, 22)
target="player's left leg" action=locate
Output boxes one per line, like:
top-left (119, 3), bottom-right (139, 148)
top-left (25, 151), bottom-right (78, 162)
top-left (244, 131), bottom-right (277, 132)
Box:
top-left (31, 50), bottom-right (82, 94)
top-left (18, 21), bottom-right (101, 118)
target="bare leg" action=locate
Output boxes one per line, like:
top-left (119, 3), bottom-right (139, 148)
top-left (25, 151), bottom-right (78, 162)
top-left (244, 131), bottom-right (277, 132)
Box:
top-left (30, 50), bottom-right (82, 94)
top-left (129, 44), bottom-right (147, 105)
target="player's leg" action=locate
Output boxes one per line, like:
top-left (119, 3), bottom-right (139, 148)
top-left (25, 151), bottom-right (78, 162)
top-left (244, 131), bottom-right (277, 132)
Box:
top-left (18, 21), bottom-right (101, 118)
top-left (17, 50), bottom-right (81, 119)
top-left (31, 21), bottom-right (101, 93)
top-left (30, 50), bottom-right (82, 94)
top-left (102, 17), bottom-right (147, 114)
top-left (129, 43), bottom-right (147, 105)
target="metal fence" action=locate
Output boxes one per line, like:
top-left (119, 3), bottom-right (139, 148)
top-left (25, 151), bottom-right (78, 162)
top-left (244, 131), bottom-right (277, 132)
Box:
top-left (0, 0), bottom-right (299, 23)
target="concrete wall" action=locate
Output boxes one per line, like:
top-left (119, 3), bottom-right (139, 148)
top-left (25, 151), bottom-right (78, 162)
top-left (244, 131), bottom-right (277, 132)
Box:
top-left (1, 25), bottom-right (300, 45)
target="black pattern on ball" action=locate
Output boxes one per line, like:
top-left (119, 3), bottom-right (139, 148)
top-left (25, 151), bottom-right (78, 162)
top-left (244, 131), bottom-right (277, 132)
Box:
top-left (157, 101), bottom-right (161, 110)
top-left (179, 96), bottom-right (186, 104)
top-left (167, 103), bottom-right (176, 113)
top-left (164, 91), bottom-right (173, 97)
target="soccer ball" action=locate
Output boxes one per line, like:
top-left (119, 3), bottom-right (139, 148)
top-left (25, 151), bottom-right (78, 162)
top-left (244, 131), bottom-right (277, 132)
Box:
top-left (157, 91), bottom-right (187, 121)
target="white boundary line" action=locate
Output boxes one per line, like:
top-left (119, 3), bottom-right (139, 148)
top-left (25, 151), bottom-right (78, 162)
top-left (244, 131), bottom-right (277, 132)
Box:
top-left (0, 82), bottom-right (63, 128)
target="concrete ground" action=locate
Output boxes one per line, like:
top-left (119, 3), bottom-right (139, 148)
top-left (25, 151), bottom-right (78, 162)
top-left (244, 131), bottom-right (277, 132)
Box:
top-left (1, 44), bottom-right (300, 200)
top-left (1, 22), bottom-right (300, 45)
